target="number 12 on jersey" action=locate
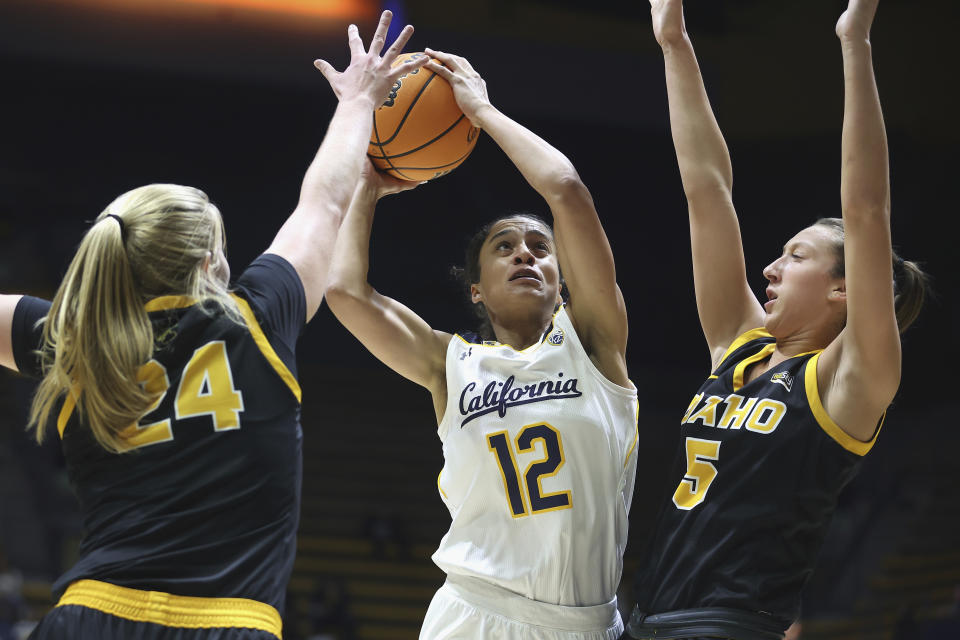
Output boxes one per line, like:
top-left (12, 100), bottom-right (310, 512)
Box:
top-left (487, 422), bottom-right (572, 518)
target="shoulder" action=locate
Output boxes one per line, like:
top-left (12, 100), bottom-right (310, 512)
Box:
top-left (803, 351), bottom-right (884, 456)
top-left (232, 253), bottom-right (307, 342)
top-left (234, 254), bottom-right (305, 305)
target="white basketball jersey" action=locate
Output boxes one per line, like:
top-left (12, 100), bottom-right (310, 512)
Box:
top-left (433, 305), bottom-right (639, 607)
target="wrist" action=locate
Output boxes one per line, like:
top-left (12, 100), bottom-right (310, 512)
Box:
top-left (339, 94), bottom-right (379, 110)
top-left (469, 102), bottom-right (498, 129)
top-left (659, 33), bottom-right (693, 56)
top-left (353, 179), bottom-right (379, 204)
top-left (838, 35), bottom-right (872, 51)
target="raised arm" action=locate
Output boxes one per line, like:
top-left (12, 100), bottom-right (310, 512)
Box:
top-left (650, 0), bottom-right (764, 366)
top-left (424, 49), bottom-right (629, 388)
top-left (266, 11), bottom-right (427, 322)
top-left (324, 163), bottom-right (452, 419)
top-left (817, 0), bottom-right (900, 440)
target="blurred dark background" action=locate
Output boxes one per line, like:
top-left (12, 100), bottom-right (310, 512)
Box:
top-left (0, 1), bottom-right (956, 639)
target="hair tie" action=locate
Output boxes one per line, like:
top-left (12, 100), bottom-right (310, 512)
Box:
top-left (893, 255), bottom-right (905, 271)
top-left (105, 214), bottom-right (127, 241)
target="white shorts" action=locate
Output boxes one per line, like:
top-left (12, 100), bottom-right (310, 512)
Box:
top-left (419, 574), bottom-right (624, 640)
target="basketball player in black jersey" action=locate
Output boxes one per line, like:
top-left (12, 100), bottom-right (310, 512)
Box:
top-left (624, 1), bottom-right (929, 638)
top-left (0, 11), bottom-right (426, 640)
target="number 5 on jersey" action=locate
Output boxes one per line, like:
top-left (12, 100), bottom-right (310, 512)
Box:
top-left (672, 437), bottom-right (721, 510)
top-left (487, 422), bottom-right (572, 518)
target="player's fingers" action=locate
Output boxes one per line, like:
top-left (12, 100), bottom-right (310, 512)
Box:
top-left (313, 59), bottom-right (336, 81)
top-left (453, 54), bottom-right (475, 74)
top-left (424, 60), bottom-right (454, 82)
top-left (313, 59), bottom-right (342, 97)
top-left (424, 48), bottom-right (460, 73)
top-left (392, 54), bottom-right (429, 78)
top-left (346, 24), bottom-right (364, 58)
top-left (382, 24), bottom-right (415, 62)
top-left (368, 10), bottom-right (393, 55)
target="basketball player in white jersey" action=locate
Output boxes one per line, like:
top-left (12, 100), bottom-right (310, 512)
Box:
top-left (326, 49), bottom-right (638, 639)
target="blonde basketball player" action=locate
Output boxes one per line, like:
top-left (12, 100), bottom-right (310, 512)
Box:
top-left (326, 50), bottom-right (638, 640)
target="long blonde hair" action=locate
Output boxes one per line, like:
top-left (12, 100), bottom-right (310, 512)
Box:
top-left (28, 184), bottom-right (239, 453)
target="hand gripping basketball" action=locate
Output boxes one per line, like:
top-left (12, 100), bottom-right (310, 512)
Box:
top-left (422, 49), bottom-right (491, 128)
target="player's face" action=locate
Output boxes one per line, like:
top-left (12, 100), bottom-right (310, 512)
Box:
top-left (761, 225), bottom-right (845, 338)
top-left (470, 218), bottom-right (562, 318)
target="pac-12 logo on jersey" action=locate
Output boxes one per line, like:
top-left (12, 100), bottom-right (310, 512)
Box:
top-left (546, 327), bottom-right (564, 346)
top-left (770, 371), bottom-right (794, 392)
top-left (458, 373), bottom-right (582, 428)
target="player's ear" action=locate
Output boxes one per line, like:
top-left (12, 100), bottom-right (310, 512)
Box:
top-left (470, 283), bottom-right (483, 304)
top-left (828, 279), bottom-right (846, 302)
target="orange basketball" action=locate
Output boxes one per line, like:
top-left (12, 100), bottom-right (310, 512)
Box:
top-left (368, 52), bottom-right (481, 182)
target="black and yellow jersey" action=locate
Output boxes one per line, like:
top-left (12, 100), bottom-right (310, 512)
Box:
top-left (632, 328), bottom-right (882, 627)
top-left (13, 254), bottom-right (305, 614)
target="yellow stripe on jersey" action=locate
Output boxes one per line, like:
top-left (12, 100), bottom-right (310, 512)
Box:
top-left (732, 343), bottom-right (776, 392)
top-left (144, 296), bottom-right (198, 312)
top-left (57, 388), bottom-right (79, 439)
top-left (715, 327), bottom-right (774, 371)
top-left (454, 305), bottom-right (565, 351)
top-left (57, 579), bottom-right (282, 638)
top-left (624, 396), bottom-right (640, 469)
top-left (437, 471), bottom-right (449, 499)
top-left (805, 352), bottom-right (883, 456)
top-left (230, 293), bottom-right (301, 403)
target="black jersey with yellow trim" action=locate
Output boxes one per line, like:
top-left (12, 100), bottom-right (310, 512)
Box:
top-left (12, 254), bottom-right (306, 614)
top-left (633, 328), bottom-right (882, 626)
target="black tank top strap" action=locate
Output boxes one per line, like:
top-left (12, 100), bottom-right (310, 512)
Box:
top-left (625, 605), bottom-right (786, 640)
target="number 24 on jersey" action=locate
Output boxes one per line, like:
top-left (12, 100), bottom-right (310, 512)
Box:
top-left (122, 340), bottom-right (244, 449)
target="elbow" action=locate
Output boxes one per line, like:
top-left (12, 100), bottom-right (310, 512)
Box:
top-left (684, 181), bottom-right (734, 208)
top-left (680, 165), bottom-right (734, 204)
top-left (324, 279), bottom-right (366, 314)
top-left (546, 170), bottom-right (591, 205)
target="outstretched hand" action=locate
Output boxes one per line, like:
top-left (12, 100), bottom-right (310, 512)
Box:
top-left (650, 0), bottom-right (687, 49)
top-left (314, 10), bottom-right (428, 107)
top-left (836, 0), bottom-right (879, 43)
top-left (422, 49), bottom-right (491, 128)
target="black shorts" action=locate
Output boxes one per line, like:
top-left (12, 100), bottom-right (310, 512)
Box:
top-left (28, 580), bottom-right (282, 640)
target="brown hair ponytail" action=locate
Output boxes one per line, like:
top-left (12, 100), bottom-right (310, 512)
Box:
top-left (814, 217), bottom-right (930, 334)
top-left (892, 257), bottom-right (928, 333)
